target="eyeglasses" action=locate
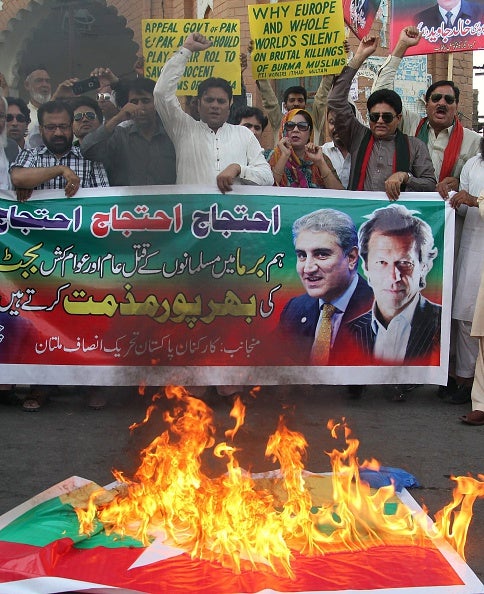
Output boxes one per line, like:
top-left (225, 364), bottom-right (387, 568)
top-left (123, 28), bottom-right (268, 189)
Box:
top-left (97, 93), bottom-right (111, 101)
top-left (284, 121), bottom-right (310, 132)
top-left (6, 113), bottom-right (28, 123)
top-left (429, 93), bottom-right (456, 105)
top-left (369, 112), bottom-right (398, 123)
top-left (73, 111), bottom-right (97, 121)
top-left (41, 124), bottom-right (72, 132)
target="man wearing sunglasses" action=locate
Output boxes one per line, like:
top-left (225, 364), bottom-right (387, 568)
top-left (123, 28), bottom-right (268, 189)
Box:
top-left (69, 96), bottom-right (103, 144)
top-left (371, 26), bottom-right (481, 196)
top-left (5, 97), bottom-right (31, 150)
top-left (327, 35), bottom-right (436, 201)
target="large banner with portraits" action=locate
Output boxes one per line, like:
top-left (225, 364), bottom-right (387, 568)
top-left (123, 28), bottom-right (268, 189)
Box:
top-left (0, 186), bottom-right (452, 387)
top-left (390, 0), bottom-right (484, 55)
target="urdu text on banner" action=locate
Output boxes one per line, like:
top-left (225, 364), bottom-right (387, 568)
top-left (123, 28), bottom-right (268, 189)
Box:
top-left (0, 186), bottom-right (452, 387)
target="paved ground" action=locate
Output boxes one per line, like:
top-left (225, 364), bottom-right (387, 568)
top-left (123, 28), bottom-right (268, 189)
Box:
top-left (0, 382), bottom-right (483, 589)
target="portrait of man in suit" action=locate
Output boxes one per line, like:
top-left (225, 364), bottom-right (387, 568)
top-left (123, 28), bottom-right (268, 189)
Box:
top-left (414, 0), bottom-right (481, 30)
top-left (278, 208), bottom-right (373, 365)
top-left (350, 204), bottom-right (441, 364)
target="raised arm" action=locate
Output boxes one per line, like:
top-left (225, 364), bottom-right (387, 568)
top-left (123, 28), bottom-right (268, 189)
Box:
top-left (154, 33), bottom-right (212, 138)
top-left (371, 27), bottom-right (421, 93)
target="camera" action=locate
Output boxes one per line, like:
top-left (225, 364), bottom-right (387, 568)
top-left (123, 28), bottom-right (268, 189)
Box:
top-left (72, 76), bottom-right (100, 95)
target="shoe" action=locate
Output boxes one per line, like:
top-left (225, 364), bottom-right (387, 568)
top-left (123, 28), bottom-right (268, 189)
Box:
top-left (444, 384), bottom-right (472, 405)
top-left (88, 391), bottom-right (107, 410)
top-left (347, 385), bottom-right (366, 399)
top-left (437, 376), bottom-right (457, 399)
top-left (0, 386), bottom-right (17, 406)
top-left (392, 384), bottom-right (418, 402)
top-left (460, 410), bottom-right (484, 426)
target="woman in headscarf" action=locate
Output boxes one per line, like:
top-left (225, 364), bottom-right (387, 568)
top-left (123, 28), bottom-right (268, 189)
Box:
top-left (0, 95), bottom-right (20, 190)
top-left (266, 108), bottom-right (343, 189)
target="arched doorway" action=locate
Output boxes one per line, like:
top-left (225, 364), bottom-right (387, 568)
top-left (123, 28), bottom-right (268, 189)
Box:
top-left (0, 0), bottom-right (139, 98)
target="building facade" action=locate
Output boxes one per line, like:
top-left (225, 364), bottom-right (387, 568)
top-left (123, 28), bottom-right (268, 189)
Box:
top-left (0, 0), bottom-right (476, 145)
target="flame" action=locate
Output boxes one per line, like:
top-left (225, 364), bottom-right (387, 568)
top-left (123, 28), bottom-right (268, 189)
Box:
top-left (76, 386), bottom-right (484, 576)
top-left (433, 473), bottom-right (484, 559)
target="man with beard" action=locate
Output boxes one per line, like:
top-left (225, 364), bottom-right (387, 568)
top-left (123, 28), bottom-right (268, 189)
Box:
top-left (371, 26), bottom-right (481, 194)
top-left (321, 108), bottom-right (352, 189)
top-left (10, 100), bottom-right (108, 200)
top-left (24, 68), bottom-right (51, 132)
top-left (81, 76), bottom-right (176, 186)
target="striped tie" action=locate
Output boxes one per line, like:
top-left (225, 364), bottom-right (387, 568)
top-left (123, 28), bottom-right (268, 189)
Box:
top-left (445, 11), bottom-right (453, 26)
top-left (310, 303), bottom-right (337, 365)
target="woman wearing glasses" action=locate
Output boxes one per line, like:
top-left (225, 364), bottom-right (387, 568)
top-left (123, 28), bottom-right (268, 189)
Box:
top-left (266, 108), bottom-right (343, 189)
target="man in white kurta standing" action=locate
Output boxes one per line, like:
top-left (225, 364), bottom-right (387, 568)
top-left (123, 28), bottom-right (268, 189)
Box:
top-left (153, 32), bottom-right (273, 193)
top-left (154, 33), bottom-right (272, 399)
top-left (443, 136), bottom-right (484, 404)
top-left (460, 190), bottom-right (484, 426)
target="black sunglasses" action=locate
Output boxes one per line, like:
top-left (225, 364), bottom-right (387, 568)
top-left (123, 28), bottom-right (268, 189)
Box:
top-left (74, 111), bottom-right (97, 121)
top-left (368, 112), bottom-right (398, 124)
top-left (284, 121), bottom-right (310, 132)
top-left (429, 93), bottom-right (456, 105)
top-left (6, 113), bottom-right (28, 123)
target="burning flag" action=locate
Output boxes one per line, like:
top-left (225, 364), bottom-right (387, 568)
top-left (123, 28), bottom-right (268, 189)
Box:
top-left (0, 386), bottom-right (482, 594)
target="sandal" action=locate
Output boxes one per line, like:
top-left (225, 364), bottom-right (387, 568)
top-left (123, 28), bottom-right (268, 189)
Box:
top-left (459, 410), bottom-right (484, 426)
top-left (22, 388), bottom-right (48, 412)
top-left (88, 391), bottom-right (107, 410)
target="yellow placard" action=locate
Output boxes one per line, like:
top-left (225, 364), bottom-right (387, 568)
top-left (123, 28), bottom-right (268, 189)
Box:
top-left (248, 0), bottom-right (345, 80)
top-left (142, 19), bottom-right (241, 95)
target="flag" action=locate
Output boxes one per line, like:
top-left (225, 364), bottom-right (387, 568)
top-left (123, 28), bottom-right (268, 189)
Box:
top-left (0, 476), bottom-right (482, 594)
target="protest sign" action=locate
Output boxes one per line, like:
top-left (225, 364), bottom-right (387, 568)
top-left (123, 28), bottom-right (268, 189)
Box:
top-left (248, 0), bottom-right (345, 80)
top-left (390, 0), bottom-right (484, 55)
top-left (0, 186), bottom-right (451, 387)
top-left (142, 19), bottom-right (241, 94)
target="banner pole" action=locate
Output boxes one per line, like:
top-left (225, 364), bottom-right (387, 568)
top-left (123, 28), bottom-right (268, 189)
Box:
top-left (447, 53), bottom-right (454, 80)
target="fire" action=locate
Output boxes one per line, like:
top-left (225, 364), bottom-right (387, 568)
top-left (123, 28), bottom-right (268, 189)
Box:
top-left (76, 386), bottom-right (484, 576)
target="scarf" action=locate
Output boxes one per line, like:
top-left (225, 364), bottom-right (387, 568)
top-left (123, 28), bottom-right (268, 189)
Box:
top-left (415, 116), bottom-right (464, 181)
top-left (350, 128), bottom-right (410, 191)
top-left (269, 108), bottom-right (326, 188)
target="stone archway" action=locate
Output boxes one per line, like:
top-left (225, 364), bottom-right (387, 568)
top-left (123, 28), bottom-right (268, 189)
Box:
top-left (0, 0), bottom-right (139, 98)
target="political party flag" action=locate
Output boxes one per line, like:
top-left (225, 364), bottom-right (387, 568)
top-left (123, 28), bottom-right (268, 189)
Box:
top-left (0, 475), bottom-right (482, 594)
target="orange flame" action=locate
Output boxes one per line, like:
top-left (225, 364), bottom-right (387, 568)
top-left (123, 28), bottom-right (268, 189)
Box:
top-left (76, 387), bottom-right (484, 576)
top-left (433, 473), bottom-right (484, 559)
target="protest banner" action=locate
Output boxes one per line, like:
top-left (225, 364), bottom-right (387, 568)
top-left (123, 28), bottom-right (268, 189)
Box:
top-left (248, 0), bottom-right (345, 80)
top-left (390, 0), bottom-right (484, 55)
top-left (142, 19), bottom-right (241, 94)
top-left (343, 0), bottom-right (382, 40)
top-left (0, 186), bottom-right (452, 387)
